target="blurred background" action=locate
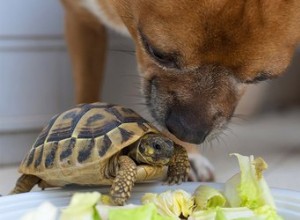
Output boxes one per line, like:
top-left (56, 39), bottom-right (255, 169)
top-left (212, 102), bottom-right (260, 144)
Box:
top-left (0, 1), bottom-right (299, 193)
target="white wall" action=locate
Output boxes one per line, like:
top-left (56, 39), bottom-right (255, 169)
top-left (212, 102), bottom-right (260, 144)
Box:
top-left (0, 0), bottom-right (142, 165)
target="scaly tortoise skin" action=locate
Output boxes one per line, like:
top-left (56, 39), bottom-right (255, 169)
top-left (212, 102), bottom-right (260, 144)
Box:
top-left (11, 102), bottom-right (190, 205)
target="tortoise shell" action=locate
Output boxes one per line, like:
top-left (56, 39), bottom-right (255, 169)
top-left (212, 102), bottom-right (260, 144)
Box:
top-left (19, 102), bottom-right (163, 187)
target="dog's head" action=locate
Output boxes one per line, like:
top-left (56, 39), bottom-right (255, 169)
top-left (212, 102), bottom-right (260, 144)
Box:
top-left (114, 0), bottom-right (300, 144)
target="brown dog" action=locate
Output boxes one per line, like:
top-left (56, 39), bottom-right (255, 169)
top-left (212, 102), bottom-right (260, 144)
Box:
top-left (60, 0), bottom-right (300, 179)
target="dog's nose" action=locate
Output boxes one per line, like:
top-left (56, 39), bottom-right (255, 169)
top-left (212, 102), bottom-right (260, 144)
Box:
top-left (165, 108), bottom-right (210, 144)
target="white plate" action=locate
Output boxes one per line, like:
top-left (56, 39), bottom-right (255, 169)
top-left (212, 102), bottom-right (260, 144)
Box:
top-left (0, 182), bottom-right (299, 219)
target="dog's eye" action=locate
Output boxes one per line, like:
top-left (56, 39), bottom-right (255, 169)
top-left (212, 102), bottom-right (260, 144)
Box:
top-left (147, 44), bottom-right (177, 68)
top-left (245, 72), bottom-right (272, 84)
top-left (141, 36), bottom-right (179, 69)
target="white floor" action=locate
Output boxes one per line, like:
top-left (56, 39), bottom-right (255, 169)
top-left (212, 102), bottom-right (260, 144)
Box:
top-left (1, 111), bottom-right (300, 195)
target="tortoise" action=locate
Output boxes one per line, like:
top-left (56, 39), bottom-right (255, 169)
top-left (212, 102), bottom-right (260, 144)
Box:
top-left (11, 102), bottom-right (190, 205)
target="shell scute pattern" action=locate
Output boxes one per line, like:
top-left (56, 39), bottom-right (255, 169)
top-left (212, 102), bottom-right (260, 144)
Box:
top-left (108, 106), bottom-right (151, 133)
top-left (118, 127), bottom-right (134, 143)
top-left (44, 142), bottom-right (58, 169)
top-left (33, 114), bottom-right (59, 148)
top-left (105, 106), bottom-right (148, 125)
top-left (98, 134), bottom-right (112, 157)
top-left (34, 145), bottom-right (44, 168)
top-left (46, 103), bottom-right (114, 143)
top-left (25, 148), bottom-right (35, 167)
top-left (77, 120), bottom-right (121, 139)
top-left (77, 139), bottom-right (95, 163)
top-left (86, 114), bottom-right (104, 126)
top-left (19, 103), bottom-right (157, 182)
top-left (59, 138), bottom-right (76, 161)
top-left (46, 107), bottom-right (84, 142)
top-left (74, 107), bottom-right (113, 137)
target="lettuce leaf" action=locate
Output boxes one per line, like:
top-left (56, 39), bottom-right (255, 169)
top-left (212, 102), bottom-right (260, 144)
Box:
top-left (60, 192), bottom-right (101, 220)
top-left (142, 190), bottom-right (194, 219)
top-left (60, 192), bottom-right (173, 220)
top-left (96, 204), bottom-right (139, 220)
top-left (189, 207), bottom-right (259, 220)
top-left (194, 185), bottom-right (226, 211)
top-left (108, 203), bottom-right (174, 220)
top-left (224, 154), bottom-right (282, 220)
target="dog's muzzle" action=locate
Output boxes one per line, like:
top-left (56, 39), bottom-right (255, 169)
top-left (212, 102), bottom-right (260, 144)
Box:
top-left (165, 105), bottom-right (211, 144)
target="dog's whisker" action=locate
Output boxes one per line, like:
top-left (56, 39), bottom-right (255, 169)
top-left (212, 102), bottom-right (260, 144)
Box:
top-left (119, 77), bottom-right (142, 83)
top-left (110, 51), bottom-right (136, 57)
top-left (221, 130), bottom-right (230, 140)
top-left (218, 135), bottom-right (226, 148)
top-left (125, 100), bottom-right (148, 106)
top-left (215, 136), bottom-right (221, 146)
top-left (110, 48), bottom-right (135, 52)
top-left (129, 103), bottom-right (148, 107)
top-left (118, 75), bottom-right (139, 79)
top-left (119, 83), bottom-right (143, 90)
top-left (119, 77), bottom-right (139, 80)
top-left (119, 74), bottom-right (139, 77)
top-left (123, 93), bottom-right (144, 98)
top-left (208, 139), bottom-right (214, 151)
top-left (218, 132), bottom-right (228, 148)
top-left (226, 128), bottom-right (237, 140)
top-left (203, 140), bottom-right (210, 151)
top-left (231, 114), bottom-right (248, 121)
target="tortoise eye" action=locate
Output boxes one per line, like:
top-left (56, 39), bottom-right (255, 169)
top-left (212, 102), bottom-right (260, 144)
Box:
top-left (153, 143), bottom-right (162, 150)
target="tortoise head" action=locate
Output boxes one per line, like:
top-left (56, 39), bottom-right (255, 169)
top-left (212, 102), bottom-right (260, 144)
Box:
top-left (135, 133), bottom-right (174, 165)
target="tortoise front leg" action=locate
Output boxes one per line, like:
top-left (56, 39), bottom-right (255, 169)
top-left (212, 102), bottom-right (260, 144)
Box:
top-left (110, 155), bottom-right (137, 205)
top-left (166, 144), bottom-right (190, 185)
top-left (10, 174), bottom-right (41, 194)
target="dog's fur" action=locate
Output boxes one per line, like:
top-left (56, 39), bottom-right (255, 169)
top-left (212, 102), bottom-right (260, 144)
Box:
top-left (60, 0), bottom-right (300, 166)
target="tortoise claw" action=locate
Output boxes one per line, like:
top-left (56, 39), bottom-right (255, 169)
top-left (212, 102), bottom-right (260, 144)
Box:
top-left (165, 143), bottom-right (190, 185)
top-left (165, 166), bottom-right (190, 185)
top-left (112, 197), bottom-right (127, 206)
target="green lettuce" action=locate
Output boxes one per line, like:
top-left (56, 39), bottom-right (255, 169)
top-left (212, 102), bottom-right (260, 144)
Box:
top-left (194, 185), bottom-right (226, 211)
top-left (60, 192), bottom-right (101, 220)
top-left (142, 190), bottom-right (194, 219)
top-left (189, 207), bottom-right (259, 220)
top-left (108, 203), bottom-right (174, 220)
top-left (224, 153), bottom-right (282, 220)
top-left (60, 192), bottom-right (173, 220)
